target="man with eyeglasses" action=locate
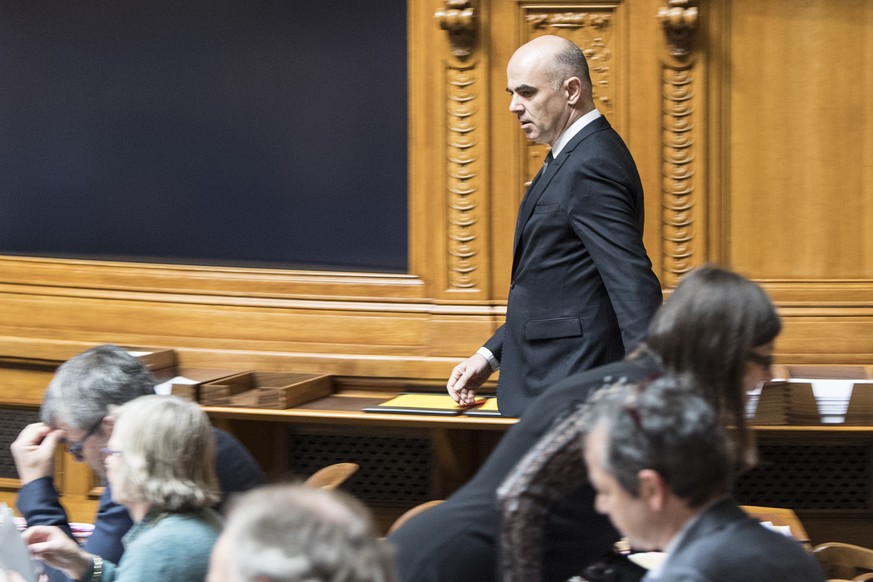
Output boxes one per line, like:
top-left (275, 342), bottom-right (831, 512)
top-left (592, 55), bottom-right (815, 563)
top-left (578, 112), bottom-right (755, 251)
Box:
top-left (582, 377), bottom-right (824, 582)
top-left (10, 344), bottom-right (266, 582)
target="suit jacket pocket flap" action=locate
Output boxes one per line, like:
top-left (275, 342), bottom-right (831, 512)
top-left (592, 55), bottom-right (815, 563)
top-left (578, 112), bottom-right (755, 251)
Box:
top-left (525, 317), bottom-right (582, 340)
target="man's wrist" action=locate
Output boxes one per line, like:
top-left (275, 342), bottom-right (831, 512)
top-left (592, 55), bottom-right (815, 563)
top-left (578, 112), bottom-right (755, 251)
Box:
top-left (476, 347), bottom-right (500, 372)
top-left (17, 468), bottom-right (53, 486)
top-left (77, 554), bottom-right (102, 582)
top-left (90, 555), bottom-right (104, 582)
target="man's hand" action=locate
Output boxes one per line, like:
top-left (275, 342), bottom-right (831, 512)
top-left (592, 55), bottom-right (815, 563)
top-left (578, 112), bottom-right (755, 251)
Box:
top-left (10, 423), bottom-right (63, 486)
top-left (446, 353), bottom-right (493, 406)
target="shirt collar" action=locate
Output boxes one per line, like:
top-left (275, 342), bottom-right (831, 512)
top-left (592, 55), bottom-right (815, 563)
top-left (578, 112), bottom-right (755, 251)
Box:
top-left (551, 108), bottom-right (602, 158)
top-left (645, 496), bottom-right (730, 580)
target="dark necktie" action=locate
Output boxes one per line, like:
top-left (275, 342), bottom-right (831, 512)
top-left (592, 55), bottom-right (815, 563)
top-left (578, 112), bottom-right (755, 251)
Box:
top-left (511, 150), bottom-right (555, 275)
top-left (526, 151), bottom-right (554, 193)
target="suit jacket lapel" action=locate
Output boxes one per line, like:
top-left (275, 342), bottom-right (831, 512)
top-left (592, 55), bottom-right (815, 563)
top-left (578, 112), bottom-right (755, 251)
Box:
top-left (510, 116), bottom-right (611, 277)
top-left (511, 163), bottom-right (551, 254)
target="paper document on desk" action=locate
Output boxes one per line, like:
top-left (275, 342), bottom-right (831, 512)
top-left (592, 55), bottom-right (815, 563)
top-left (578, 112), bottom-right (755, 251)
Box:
top-left (155, 375), bottom-right (199, 395)
top-left (0, 503), bottom-right (38, 582)
top-left (759, 520), bottom-right (793, 538)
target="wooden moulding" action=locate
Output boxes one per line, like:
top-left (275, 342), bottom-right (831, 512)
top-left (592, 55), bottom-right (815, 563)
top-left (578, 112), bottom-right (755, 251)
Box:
top-left (199, 371), bottom-right (333, 409)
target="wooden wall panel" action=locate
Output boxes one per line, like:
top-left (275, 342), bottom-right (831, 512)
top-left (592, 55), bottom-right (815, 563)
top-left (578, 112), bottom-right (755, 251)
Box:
top-left (0, 0), bottom-right (872, 543)
top-left (1, 0), bottom-right (872, 405)
top-left (723, 0), bottom-right (873, 279)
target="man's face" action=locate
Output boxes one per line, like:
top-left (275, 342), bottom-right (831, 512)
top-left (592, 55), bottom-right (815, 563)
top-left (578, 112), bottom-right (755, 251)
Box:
top-left (506, 49), bottom-right (571, 147)
top-left (584, 423), bottom-right (660, 550)
top-left (55, 419), bottom-right (109, 477)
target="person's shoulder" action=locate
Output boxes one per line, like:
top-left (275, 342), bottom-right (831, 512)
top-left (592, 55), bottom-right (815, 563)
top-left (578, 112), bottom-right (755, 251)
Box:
top-left (518, 359), bottom-right (653, 423)
top-left (541, 358), bottom-right (653, 398)
top-left (213, 428), bottom-right (266, 486)
top-left (213, 427), bottom-right (244, 450)
top-left (669, 505), bottom-right (824, 581)
top-left (141, 511), bottom-right (221, 546)
top-left (118, 515), bottom-right (217, 580)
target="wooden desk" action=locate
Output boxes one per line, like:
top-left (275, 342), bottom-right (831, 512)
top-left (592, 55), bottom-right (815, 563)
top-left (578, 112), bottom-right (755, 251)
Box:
top-left (205, 399), bottom-right (873, 543)
top-left (739, 425), bottom-right (873, 548)
top-left (4, 386), bottom-right (872, 543)
top-left (204, 389), bottom-right (516, 515)
top-left (203, 389), bottom-right (518, 430)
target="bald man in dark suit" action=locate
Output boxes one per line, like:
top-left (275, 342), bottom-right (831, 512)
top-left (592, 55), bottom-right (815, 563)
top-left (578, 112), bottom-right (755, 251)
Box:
top-left (447, 35), bottom-right (661, 416)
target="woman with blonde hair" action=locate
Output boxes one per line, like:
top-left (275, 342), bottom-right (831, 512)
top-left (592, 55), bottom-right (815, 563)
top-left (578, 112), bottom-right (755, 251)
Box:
top-left (24, 395), bottom-right (222, 581)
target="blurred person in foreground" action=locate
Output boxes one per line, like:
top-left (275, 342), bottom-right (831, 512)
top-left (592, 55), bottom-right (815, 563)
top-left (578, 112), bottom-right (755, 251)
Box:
top-left (207, 483), bottom-right (395, 582)
top-left (390, 265), bottom-right (780, 582)
top-left (581, 377), bottom-right (824, 582)
top-left (11, 344), bottom-right (264, 581)
top-left (24, 395), bottom-right (224, 581)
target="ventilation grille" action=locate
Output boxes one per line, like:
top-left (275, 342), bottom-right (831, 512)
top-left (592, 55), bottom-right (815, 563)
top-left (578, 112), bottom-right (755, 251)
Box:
top-left (0, 407), bottom-right (41, 479)
top-left (735, 444), bottom-right (872, 510)
top-left (287, 430), bottom-right (432, 507)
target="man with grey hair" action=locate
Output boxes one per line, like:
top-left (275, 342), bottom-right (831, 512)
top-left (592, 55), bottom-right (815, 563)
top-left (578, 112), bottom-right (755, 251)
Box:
top-left (582, 378), bottom-right (824, 581)
top-left (446, 34), bottom-right (661, 416)
top-left (10, 344), bottom-right (265, 581)
top-left (207, 484), bottom-right (396, 582)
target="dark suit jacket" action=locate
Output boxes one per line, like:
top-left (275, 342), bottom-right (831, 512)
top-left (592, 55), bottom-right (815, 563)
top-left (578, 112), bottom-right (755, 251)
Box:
top-left (486, 115), bottom-right (662, 416)
top-left (389, 354), bottom-right (662, 582)
top-left (17, 428), bottom-right (265, 582)
top-left (652, 499), bottom-right (825, 582)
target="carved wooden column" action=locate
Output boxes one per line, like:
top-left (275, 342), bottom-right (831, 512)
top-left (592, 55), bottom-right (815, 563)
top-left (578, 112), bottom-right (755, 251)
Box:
top-left (657, 0), bottom-right (700, 287)
top-left (435, 1), bottom-right (486, 292)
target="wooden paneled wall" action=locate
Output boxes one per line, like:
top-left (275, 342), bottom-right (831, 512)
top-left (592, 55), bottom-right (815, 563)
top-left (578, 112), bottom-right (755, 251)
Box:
top-left (2, 0), bottom-right (873, 405)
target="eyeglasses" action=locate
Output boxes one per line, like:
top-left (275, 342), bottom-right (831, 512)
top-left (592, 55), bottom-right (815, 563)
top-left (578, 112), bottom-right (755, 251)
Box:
top-left (66, 418), bottom-right (103, 462)
top-left (747, 352), bottom-right (774, 369)
top-left (100, 448), bottom-right (122, 458)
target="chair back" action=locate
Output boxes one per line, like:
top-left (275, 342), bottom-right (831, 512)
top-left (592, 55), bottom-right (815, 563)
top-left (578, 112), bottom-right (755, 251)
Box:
top-left (387, 499), bottom-right (444, 535)
top-left (304, 462), bottom-right (359, 490)
top-left (740, 504), bottom-right (811, 549)
top-left (813, 542), bottom-right (873, 581)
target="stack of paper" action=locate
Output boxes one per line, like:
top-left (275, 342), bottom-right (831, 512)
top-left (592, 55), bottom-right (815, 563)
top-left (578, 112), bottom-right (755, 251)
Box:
top-left (750, 381), bottom-right (820, 425)
top-left (845, 382), bottom-right (873, 424)
top-left (784, 365), bottom-right (869, 380)
top-left (759, 520), bottom-right (794, 538)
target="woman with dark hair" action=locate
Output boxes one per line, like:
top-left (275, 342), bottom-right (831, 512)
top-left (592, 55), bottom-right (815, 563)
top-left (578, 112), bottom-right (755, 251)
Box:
top-left (388, 265), bottom-right (779, 582)
top-left (644, 265), bottom-right (781, 462)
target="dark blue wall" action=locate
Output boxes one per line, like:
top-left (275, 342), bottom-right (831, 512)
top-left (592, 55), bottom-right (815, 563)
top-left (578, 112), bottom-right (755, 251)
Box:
top-left (0, 0), bottom-right (408, 272)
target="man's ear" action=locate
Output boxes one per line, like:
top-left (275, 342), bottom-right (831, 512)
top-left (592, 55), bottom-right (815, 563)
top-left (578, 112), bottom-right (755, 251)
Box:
top-left (565, 76), bottom-right (583, 105)
top-left (637, 469), bottom-right (670, 512)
